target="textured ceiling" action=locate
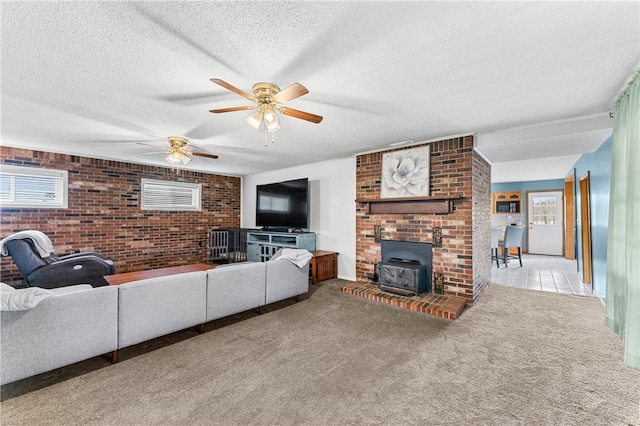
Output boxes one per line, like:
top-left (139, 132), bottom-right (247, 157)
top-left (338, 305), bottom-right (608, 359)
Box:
top-left (1, 1), bottom-right (638, 181)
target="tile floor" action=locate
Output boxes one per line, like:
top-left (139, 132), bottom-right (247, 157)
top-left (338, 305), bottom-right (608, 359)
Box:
top-left (491, 254), bottom-right (594, 296)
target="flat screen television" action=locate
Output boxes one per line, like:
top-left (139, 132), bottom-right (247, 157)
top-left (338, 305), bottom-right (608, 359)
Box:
top-left (256, 178), bottom-right (309, 230)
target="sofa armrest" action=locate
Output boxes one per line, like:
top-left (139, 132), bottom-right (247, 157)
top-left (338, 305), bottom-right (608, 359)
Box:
top-left (265, 259), bottom-right (309, 305)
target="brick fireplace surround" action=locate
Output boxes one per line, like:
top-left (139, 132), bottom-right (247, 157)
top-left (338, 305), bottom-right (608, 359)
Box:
top-left (347, 135), bottom-right (492, 319)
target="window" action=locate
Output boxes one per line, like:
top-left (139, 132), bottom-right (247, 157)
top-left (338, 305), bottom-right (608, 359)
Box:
top-left (0, 165), bottom-right (68, 208)
top-left (532, 195), bottom-right (558, 225)
top-left (141, 178), bottom-right (201, 211)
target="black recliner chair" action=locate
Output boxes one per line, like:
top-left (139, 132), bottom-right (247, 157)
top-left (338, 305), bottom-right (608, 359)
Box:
top-left (1, 234), bottom-right (115, 289)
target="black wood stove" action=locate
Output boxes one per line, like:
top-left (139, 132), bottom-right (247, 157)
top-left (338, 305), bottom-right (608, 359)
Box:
top-left (377, 240), bottom-right (432, 297)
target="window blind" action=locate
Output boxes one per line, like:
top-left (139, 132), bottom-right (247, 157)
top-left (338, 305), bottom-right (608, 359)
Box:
top-left (0, 165), bottom-right (68, 208)
top-left (141, 178), bottom-right (202, 211)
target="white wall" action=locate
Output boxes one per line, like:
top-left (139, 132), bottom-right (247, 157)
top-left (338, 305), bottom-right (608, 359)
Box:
top-left (242, 157), bottom-right (356, 281)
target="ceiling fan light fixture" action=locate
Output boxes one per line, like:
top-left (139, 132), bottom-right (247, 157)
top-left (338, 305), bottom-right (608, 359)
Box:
top-left (246, 111), bottom-right (263, 129)
top-left (166, 151), bottom-right (183, 164)
top-left (264, 109), bottom-right (280, 132)
top-left (266, 120), bottom-right (280, 133)
top-left (263, 107), bottom-right (277, 123)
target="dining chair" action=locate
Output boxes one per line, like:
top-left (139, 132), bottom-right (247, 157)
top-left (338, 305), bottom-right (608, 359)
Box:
top-left (491, 227), bottom-right (502, 268)
top-left (501, 225), bottom-right (525, 267)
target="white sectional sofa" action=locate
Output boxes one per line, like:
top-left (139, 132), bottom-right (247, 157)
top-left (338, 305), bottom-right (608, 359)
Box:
top-left (1, 255), bottom-right (309, 385)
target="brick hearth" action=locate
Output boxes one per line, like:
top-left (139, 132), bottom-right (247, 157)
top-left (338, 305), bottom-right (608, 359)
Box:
top-left (341, 281), bottom-right (467, 320)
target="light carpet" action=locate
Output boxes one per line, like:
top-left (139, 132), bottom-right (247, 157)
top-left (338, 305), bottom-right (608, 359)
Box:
top-left (1, 280), bottom-right (639, 425)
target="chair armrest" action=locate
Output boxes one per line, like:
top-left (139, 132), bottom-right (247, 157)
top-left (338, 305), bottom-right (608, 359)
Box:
top-left (26, 255), bottom-right (116, 289)
top-left (58, 251), bottom-right (111, 261)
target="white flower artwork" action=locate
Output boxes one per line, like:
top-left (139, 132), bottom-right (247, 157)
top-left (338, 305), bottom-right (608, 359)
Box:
top-left (381, 145), bottom-right (430, 198)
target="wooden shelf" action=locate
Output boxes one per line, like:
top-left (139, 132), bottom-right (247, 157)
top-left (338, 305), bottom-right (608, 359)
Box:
top-left (355, 195), bottom-right (462, 214)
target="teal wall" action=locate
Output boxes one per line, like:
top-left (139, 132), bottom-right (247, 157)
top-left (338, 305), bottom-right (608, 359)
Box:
top-left (491, 179), bottom-right (565, 251)
top-left (570, 135), bottom-right (612, 299)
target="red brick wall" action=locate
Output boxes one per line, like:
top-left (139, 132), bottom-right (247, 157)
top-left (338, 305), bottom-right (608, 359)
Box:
top-left (355, 135), bottom-right (491, 304)
top-left (1, 147), bottom-right (240, 285)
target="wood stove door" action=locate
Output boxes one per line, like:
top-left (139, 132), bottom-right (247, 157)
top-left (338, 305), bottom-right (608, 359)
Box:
top-left (395, 268), bottom-right (418, 290)
top-left (379, 265), bottom-right (398, 285)
top-left (380, 265), bottom-right (418, 291)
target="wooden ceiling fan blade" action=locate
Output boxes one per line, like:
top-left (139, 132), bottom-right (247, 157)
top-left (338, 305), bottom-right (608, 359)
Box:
top-left (278, 107), bottom-right (323, 124)
top-left (184, 144), bottom-right (219, 160)
top-left (272, 82), bottom-right (308, 104)
top-left (210, 78), bottom-right (255, 101)
top-left (209, 106), bottom-right (254, 114)
top-left (191, 152), bottom-right (219, 160)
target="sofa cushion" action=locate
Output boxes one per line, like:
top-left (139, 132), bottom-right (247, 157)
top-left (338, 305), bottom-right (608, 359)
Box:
top-left (206, 262), bottom-right (266, 322)
top-left (117, 270), bottom-right (207, 349)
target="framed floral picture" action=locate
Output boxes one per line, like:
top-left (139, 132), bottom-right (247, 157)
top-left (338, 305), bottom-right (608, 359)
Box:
top-left (381, 145), bottom-right (430, 198)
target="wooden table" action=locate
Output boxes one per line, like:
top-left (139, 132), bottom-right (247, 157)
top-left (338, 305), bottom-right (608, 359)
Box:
top-left (104, 263), bottom-right (214, 286)
top-left (309, 251), bottom-right (339, 284)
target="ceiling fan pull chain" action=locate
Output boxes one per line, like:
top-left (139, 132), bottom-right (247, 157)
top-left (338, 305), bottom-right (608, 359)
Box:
top-left (264, 126), bottom-right (268, 147)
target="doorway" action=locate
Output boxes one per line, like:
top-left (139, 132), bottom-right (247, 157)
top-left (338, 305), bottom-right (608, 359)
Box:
top-left (579, 173), bottom-right (593, 284)
top-left (527, 191), bottom-right (564, 256)
top-left (564, 173), bottom-right (575, 259)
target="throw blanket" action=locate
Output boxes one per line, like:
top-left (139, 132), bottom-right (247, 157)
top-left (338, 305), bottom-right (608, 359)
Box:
top-left (276, 249), bottom-right (313, 268)
top-left (1, 283), bottom-right (54, 311)
top-left (0, 230), bottom-right (55, 258)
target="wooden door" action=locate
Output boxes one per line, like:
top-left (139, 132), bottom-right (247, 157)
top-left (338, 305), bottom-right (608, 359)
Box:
top-left (564, 173), bottom-right (575, 259)
top-left (579, 173), bottom-right (592, 284)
